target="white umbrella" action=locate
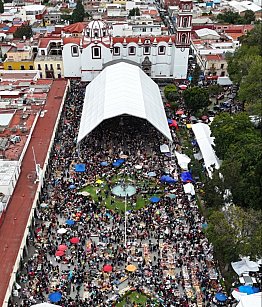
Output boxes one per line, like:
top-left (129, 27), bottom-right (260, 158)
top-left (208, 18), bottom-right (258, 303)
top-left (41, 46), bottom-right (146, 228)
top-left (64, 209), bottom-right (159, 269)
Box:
top-left (40, 203), bottom-right (48, 208)
top-left (57, 228), bottom-right (67, 234)
top-left (135, 165), bottom-right (142, 170)
top-left (79, 191), bottom-right (90, 196)
top-left (33, 304), bottom-right (60, 307)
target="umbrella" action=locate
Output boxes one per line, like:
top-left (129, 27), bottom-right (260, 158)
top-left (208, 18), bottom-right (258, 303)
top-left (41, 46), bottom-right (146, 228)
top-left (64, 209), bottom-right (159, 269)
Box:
top-left (100, 161), bottom-right (108, 166)
top-left (150, 196), bottom-right (160, 203)
top-left (57, 228), bottom-right (67, 234)
top-left (176, 109), bottom-right (184, 115)
top-left (55, 250), bottom-right (64, 257)
top-left (65, 219), bottom-right (75, 226)
top-left (70, 237), bottom-right (80, 244)
top-left (215, 293), bottom-right (228, 302)
top-left (116, 159), bottom-right (125, 164)
top-left (126, 264), bottom-right (137, 272)
top-left (167, 119), bottom-right (173, 124)
top-left (103, 264), bottom-right (113, 273)
top-left (166, 194), bottom-right (176, 199)
top-left (112, 162), bottom-right (121, 167)
top-left (147, 171), bottom-right (157, 177)
top-left (79, 191), bottom-right (90, 196)
top-left (58, 244), bottom-right (68, 251)
top-left (96, 179), bottom-right (104, 184)
top-left (48, 292), bottom-right (62, 303)
top-left (119, 154), bottom-right (128, 159)
top-left (69, 184), bottom-right (76, 189)
top-left (40, 203), bottom-right (48, 208)
top-left (135, 165), bottom-right (142, 170)
top-left (186, 124), bottom-right (192, 129)
top-left (238, 285), bottom-right (255, 295)
top-left (179, 84), bottom-right (187, 90)
top-left (181, 114), bottom-right (187, 118)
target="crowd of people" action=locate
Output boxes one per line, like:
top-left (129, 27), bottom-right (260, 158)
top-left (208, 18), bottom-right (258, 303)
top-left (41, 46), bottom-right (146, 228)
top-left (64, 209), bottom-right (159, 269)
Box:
top-left (9, 81), bottom-right (232, 307)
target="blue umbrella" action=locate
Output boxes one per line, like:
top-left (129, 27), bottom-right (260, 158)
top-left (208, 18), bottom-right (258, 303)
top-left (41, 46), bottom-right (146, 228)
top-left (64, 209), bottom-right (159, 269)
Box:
top-left (238, 285), bottom-right (255, 295)
top-left (147, 171), bottom-right (157, 177)
top-left (150, 196), bottom-right (160, 203)
top-left (215, 293), bottom-right (228, 302)
top-left (252, 287), bottom-right (260, 293)
top-left (116, 159), bottom-right (125, 164)
top-left (166, 194), bottom-right (176, 199)
top-left (65, 219), bottom-right (75, 226)
top-left (202, 223), bottom-right (208, 229)
top-left (100, 161), bottom-right (108, 166)
top-left (167, 119), bottom-right (173, 124)
top-left (69, 184), bottom-right (76, 189)
top-left (112, 162), bottom-right (121, 167)
top-left (48, 291), bottom-right (62, 303)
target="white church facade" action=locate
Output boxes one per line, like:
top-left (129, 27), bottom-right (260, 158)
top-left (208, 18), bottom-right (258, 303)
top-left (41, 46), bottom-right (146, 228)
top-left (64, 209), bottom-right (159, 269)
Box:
top-left (62, 0), bottom-right (192, 81)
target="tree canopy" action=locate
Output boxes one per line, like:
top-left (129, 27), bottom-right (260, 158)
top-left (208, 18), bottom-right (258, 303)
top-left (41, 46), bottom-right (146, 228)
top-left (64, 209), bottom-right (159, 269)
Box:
top-left (13, 24), bottom-right (33, 39)
top-left (217, 9), bottom-right (255, 24)
top-left (183, 87), bottom-right (209, 112)
top-left (71, 0), bottom-right (85, 23)
top-left (164, 84), bottom-right (179, 102)
top-left (0, 0), bottom-right (4, 14)
top-left (129, 7), bottom-right (140, 17)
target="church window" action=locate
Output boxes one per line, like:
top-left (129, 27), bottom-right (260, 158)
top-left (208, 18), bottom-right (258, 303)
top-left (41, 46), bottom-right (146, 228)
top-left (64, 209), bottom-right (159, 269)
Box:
top-left (183, 17), bottom-right (188, 28)
top-left (113, 46), bottom-right (120, 55)
top-left (181, 34), bottom-right (187, 44)
top-left (129, 46), bottom-right (136, 55)
top-left (143, 46), bottom-right (150, 55)
top-left (71, 45), bottom-right (79, 57)
top-left (158, 46), bottom-right (165, 55)
top-left (92, 46), bottom-right (101, 59)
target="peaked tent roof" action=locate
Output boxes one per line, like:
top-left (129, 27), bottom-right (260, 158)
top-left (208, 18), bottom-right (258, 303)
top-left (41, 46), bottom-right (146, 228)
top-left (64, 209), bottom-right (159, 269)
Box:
top-left (77, 62), bottom-right (172, 143)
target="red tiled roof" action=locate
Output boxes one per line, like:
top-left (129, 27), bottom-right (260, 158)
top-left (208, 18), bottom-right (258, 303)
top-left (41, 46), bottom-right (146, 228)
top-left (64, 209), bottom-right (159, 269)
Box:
top-left (6, 25), bottom-right (19, 34)
top-left (38, 37), bottom-right (61, 48)
top-left (203, 54), bottom-right (223, 61)
top-left (63, 22), bottom-right (87, 33)
top-left (63, 37), bottom-right (81, 45)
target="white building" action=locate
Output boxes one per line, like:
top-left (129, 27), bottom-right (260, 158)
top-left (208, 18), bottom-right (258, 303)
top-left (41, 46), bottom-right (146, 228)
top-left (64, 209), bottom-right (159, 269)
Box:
top-left (62, 0), bottom-right (193, 81)
top-left (20, 5), bottom-right (46, 23)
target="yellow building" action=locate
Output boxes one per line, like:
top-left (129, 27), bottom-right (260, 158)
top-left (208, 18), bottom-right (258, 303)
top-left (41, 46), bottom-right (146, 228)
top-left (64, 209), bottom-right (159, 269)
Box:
top-left (3, 43), bottom-right (35, 71)
top-left (112, 0), bottom-right (126, 5)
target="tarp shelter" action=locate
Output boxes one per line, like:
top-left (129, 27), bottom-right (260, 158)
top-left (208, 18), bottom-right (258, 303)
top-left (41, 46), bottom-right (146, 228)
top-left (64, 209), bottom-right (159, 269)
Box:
top-left (77, 62), bottom-right (172, 143)
top-left (217, 76), bottom-right (233, 86)
top-left (236, 292), bottom-right (262, 307)
top-left (231, 258), bottom-right (260, 276)
top-left (160, 175), bottom-right (177, 184)
top-left (183, 183), bottom-right (195, 195)
top-left (74, 164), bottom-right (86, 172)
top-left (160, 144), bottom-right (170, 153)
top-left (175, 152), bottom-right (191, 170)
top-left (192, 123), bottom-right (221, 178)
top-left (181, 171), bottom-right (193, 183)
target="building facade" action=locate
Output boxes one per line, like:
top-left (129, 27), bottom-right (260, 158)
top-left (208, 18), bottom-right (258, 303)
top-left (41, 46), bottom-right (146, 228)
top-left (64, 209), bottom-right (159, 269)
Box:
top-left (62, 0), bottom-right (192, 81)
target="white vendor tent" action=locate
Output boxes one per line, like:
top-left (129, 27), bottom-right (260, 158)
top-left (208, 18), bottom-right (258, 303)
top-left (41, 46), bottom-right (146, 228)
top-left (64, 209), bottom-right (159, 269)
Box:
top-left (236, 292), bottom-right (262, 307)
top-left (192, 123), bottom-right (220, 178)
top-left (183, 183), bottom-right (195, 195)
top-left (231, 258), bottom-right (260, 276)
top-left (175, 151), bottom-right (191, 170)
top-left (77, 62), bottom-right (172, 143)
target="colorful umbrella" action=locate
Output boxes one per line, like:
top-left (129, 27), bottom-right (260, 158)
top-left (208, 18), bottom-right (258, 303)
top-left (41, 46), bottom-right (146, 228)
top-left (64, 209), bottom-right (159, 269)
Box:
top-left (166, 194), bottom-right (176, 199)
top-left (150, 196), bottom-right (160, 203)
top-left (65, 219), bottom-right (75, 226)
top-left (55, 250), bottom-right (64, 257)
top-left (176, 110), bottom-right (184, 115)
top-left (69, 184), bottom-right (76, 189)
top-left (238, 285), bottom-right (255, 295)
top-left (126, 264), bottom-right (137, 272)
top-left (40, 203), bottom-right (48, 208)
top-left (179, 84), bottom-right (187, 90)
top-left (48, 292), bottom-right (62, 303)
top-left (96, 179), bottom-right (104, 184)
top-left (103, 264), bottom-right (113, 273)
top-left (100, 161), bottom-right (108, 166)
top-left (70, 237), bottom-right (80, 244)
top-left (58, 244), bottom-right (68, 251)
top-left (215, 293), bottom-right (228, 302)
top-left (147, 171), bottom-right (157, 177)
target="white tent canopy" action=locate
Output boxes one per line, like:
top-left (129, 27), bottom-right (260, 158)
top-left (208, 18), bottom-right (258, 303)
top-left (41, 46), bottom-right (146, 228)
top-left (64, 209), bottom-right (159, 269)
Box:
top-left (236, 292), bottom-right (262, 307)
top-left (192, 123), bottom-right (221, 178)
top-left (31, 303), bottom-right (60, 307)
top-left (175, 151), bottom-right (191, 170)
top-left (77, 62), bottom-right (172, 143)
top-left (231, 257), bottom-right (260, 276)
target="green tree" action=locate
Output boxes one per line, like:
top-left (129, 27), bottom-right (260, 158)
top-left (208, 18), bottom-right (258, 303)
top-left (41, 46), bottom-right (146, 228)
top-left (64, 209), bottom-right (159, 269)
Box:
top-left (242, 10), bottom-right (255, 24)
top-left (208, 84), bottom-right (223, 97)
top-left (0, 0), bottom-right (4, 14)
top-left (13, 24), bottom-right (33, 39)
top-left (71, 0), bottom-right (85, 23)
top-left (203, 171), bottom-right (225, 209)
top-left (164, 84), bottom-right (179, 102)
top-left (183, 87), bottom-right (209, 113)
top-left (129, 7), bottom-right (140, 17)
top-left (191, 63), bottom-right (201, 86)
top-left (217, 10), bottom-right (242, 24)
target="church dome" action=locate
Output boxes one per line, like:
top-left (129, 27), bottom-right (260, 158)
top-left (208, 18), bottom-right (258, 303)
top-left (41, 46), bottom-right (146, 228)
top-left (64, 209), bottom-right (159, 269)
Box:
top-left (85, 20), bottom-right (108, 39)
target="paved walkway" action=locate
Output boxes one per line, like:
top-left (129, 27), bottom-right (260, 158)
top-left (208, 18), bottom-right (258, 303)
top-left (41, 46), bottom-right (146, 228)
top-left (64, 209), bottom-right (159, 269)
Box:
top-left (0, 79), bottom-right (68, 306)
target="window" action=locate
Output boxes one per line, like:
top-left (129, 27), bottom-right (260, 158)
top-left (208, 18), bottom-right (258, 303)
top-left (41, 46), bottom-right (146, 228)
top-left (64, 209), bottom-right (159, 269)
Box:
top-left (144, 39), bottom-right (150, 44)
top-left (50, 64), bottom-right (53, 70)
top-left (221, 71), bottom-right (225, 77)
top-left (129, 46), bottom-right (136, 55)
top-left (37, 64), bottom-right (41, 70)
top-left (158, 46), bottom-right (165, 55)
top-left (183, 17), bottom-right (188, 28)
top-left (41, 50), bottom-right (45, 55)
top-left (29, 65), bottom-right (33, 70)
top-left (92, 46), bottom-right (101, 59)
top-left (143, 46), bottom-right (150, 55)
top-left (221, 63), bottom-right (224, 69)
top-left (142, 27), bottom-right (146, 32)
top-left (8, 66), bottom-right (12, 70)
top-left (57, 63), bottom-right (61, 70)
top-left (45, 64), bottom-right (48, 70)
top-left (20, 65), bottom-right (25, 70)
top-left (181, 34), bottom-right (187, 44)
top-left (71, 45), bottom-right (79, 57)
top-left (113, 46), bottom-right (120, 56)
